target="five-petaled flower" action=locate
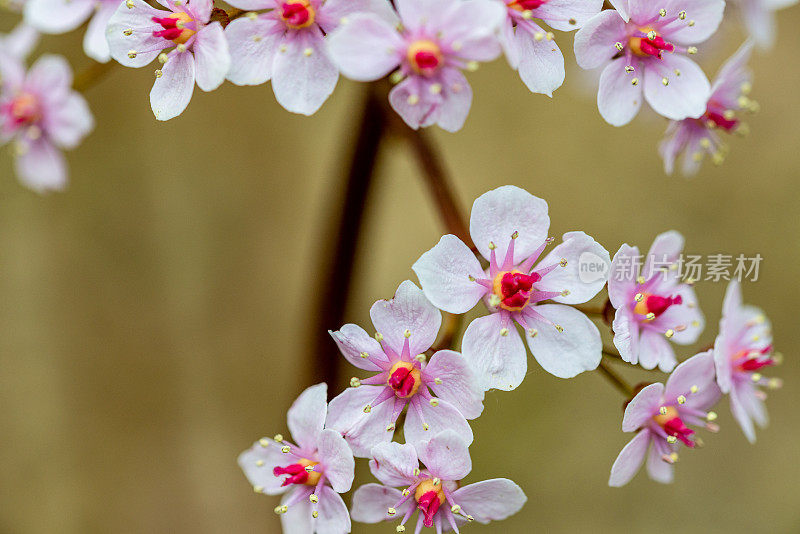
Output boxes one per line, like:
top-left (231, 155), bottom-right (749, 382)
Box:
top-left (608, 231), bottom-right (704, 372)
top-left (351, 430), bottom-right (527, 531)
top-left (713, 280), bottom-right (782, 443)
top-left (660, 41), bottom-right (757, 176)
top-left (327, 0), bottom-right (506, 132)
top-left (107, 0), bottom-right (231, 121)
top-left (413, 185), bottom-right (609, 391)
top-left (609, 350), bottom-right (721, 486)
top-left (238, 383), bottom-right (355, 533)
top-left (574, 0), bottom-right (725, 126)
top-left (326, 281), bottom-right (484, 457)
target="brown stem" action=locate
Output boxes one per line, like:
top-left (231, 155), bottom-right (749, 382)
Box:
top-left (597, 358), bottom-right (635, 397)
top-left (72, 61), bottom-right (116, 93)
top-left (432, 312), bottom-right (463, 352)
top-left (307, 85), bottom-right (386, 388)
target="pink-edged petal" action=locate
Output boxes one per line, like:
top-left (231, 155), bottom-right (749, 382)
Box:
top-left (730, 382), bottom-right (756, 443)
top-left (351, 484), bottom-right (411, 523)
top-left (193, 22), bottom-right (230, 92)
top-left (469, 185), bottom-right (550, 264)
top-left (225, 16), bottom-right (281, 86)
top-left (368, 441), bottom-right (419, 487)
top-left (643, 230), bottom-right (684, 276)
top-left (272, 28), bottom-right (338, 115)
top-left (423, 350), bottom-right (484, 419)
top-left (535, 231), bottom-right (609, 304)
top-left (150, 50), bottom-right (195, 121)
top-left (621, 382), bottom-right (664, 432)
top-left (369, 280), bottom-right (441, 356)
top-left (437, 0), bottom-right (505, 61)
top-left (513, 23), bottom-right (565, 97)
top-left (573, 9), bottom-right (626, 69)
top-left (432, 68), bottom-right (473, 133)
top-left (608, 244), bottom-right (640, 309)
top-left (314, 487), bottom-right (351, 533)
top-left (645, 439), bottom-right (674, 483)
top-left (535, 0), bottom-right (604, 31)
top-left (451, 479), bottom-right (527, 523)
top-left (106, 0), bottom-right (169, 67)
top-left (711, 41), bottom-right (754, 104)
top-left (237, 438), bottom-right (291, 495)
top-left (626, 0), bottom-right (658, 22)
top-left (598, 58), bottom-right (642, 126)
top-left (412, 234), bottom-right (486, 314)
top-left (24, 0), bottom-right (94, 33)
top-left (637, 328), bottom-right (677, 372)
top-left (318, 0), bottom-right (400, 32)
top-left (612, 307), bottom-right (640, 365)
top-left (404, 397), bottom-right (473, 448)
top-left (330, 323), bottom-right (388, 371)
top-left (608, 429), bottom-right (650, 487)
top-left (462, 313), bottom-right (527, 391)
top-left (664, 350), bottom-right (718, 407)
top-left (326, 386), bottom-right (395, 458)
top-left (286, 383), bottom-right (327, 451)
top-left (279, 490), bottom-right (313, 534)
top-left (14, 138), bottom-right (67, 193)
top-left (226, 0), bottom-right (275, 10)
top-left (662, 0), bottom-right (725, 44)
top-left (643, 55), bottom-right (709, 121)
top-left (83, 4), bottom-right (117, 62)
top-left (326, 13), bottom-right (403, 81)
top-left (47, 92), bottom-right (94, 149)
top-left (317, 428), bottom-right (355, 493)
top-left (525, 304), bottom-right (602, 378)
top-left (416, 429), bottom-right (472, 481)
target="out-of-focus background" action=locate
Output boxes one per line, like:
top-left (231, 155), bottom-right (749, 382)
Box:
top-left (1, 7), bottom-right (799, 533)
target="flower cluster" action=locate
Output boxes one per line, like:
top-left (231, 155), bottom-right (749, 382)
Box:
top-left (237, 185), bottom-right (783, 531)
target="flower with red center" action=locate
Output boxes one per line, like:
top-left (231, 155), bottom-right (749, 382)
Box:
top-left (327, 0), bottom-right (506, 131)
top-left (608, 231), bottom-right (704, 372)
top-left (280, 0), bottom-right (315, 28)
top-left (609, 351), bottom-right (722, 486)
top-left (574, 0), bottom-right (725, 126)
top-left (351, 431), bottom-right (527, 531)
top-left (660, 42), bottom-right (758, 176)
top-left (107, 0), bottom-right (230, 121)
top-left (713, 280), bottom-right (782, 443)
top-left (238, 383), bottom-right (355, 533)
top-left (413, 186), bottom-right (609, 391)
top-left (326, 281), bottom-right (484, 457)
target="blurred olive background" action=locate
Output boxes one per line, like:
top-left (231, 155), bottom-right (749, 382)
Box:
top-left (1, 7), bottom-right (799, 534)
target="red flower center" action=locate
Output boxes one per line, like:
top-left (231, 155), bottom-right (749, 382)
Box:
top-left (415, 480), bottom-right (446, 527)
top-left (633, 293), bottom-right (682, 319)
top-left (273, 458), bottom-right (320, 486)
top-left (508, 0), bottom-right (548, 11)
top-left (281, 1), bottom-right (315, 29)
top-left (152, 12), bottom-right (195, 44)
top-left (492, 270), bottom-right (541, 311)
top-left (387, 361), bottom-right (421, 398)
top-left (2, 93), bottom-right (41, 127)
top-left (407, 40), bottom-right (443, 76)
top-left (629, 29), bottom-right (674, 59)
top-left (653, 406), bottom-right (695, 447)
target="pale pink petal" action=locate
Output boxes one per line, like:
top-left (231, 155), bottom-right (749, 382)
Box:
top-left (287, 383), bottom-right (327, 451)
top-left (643, 230), bottom-right (684, 275)
top-left (315, 487), bottom-right (351, 533)
top-left (280, 491), bottom-right (313, 534)
top-left (612, 307), bottom-right (640, 365)
top-left (606, 0), bottom-right (630, 21)
top-left (637, 328), bottom-right (676, 371)
top-left (237, 438), bottom-right (291, 495)
top-left (187, 0), bottom-right (213, 22)
top-left (423, 350), bottom-right (484, 419)
top-left (394, 0), bottom-right (450, 29)
top-left (368, 441), bottom-right (419, 487)
top-left (0, 23), bottom-right (39, 60)
top-left (730, 382), bottom-right (756, 443)
top-left (225, 16), bottom-right (281, 86)
top-left (658, 121), bottom-right (685, 176)
top-left (351, 484), bottom-right (410, 523)
top-left (711, 41), bottom-right (754, 104)
top-left (534, 0), bottom-right (604, 30)
top-left (712, 331), bottom-right (733, 395)
top-left (27, 54), bottom-right (72, 94)
top-left (317, 428), bottom-right (355, 493)
top-left (469, 185), bottom-right (550, 264)
top-left (662, 0), bottom-right (725, 44)
top-left (513, 23), bottom-right (565, 97)
top-left (643, 55), bottom-right (709, 121)
top-left (404, 397), bottom-right (473, 448)
top-left (663, 350), bottom-right (718, 407)
top-left (226, 0), bottom-right (275, 10)
top-left (369, 280), bottom-right (441, 356)
top-left (645, 440), bottom-right (674, 483)
top-left (24, 0), bottom-right (94, 33)
top-left (525, 304), bottom-right (602, 378)
top-left (318, 0), bottom-right (400, 32)
top-left (388, 76), bottom-right (432, 130)
top-left (740, 0), bottom-right (776, 49)
top-left (461, 313), bottom-right (527, 391)
top-left (416, 430), bottom-right (472, 481)
top-left (598, 58), bottom-right (643, 126)
top-left (535, 231), bottom-right (609, 304)
top-left (451, 479), bottom-right (527, 523)
top-left (326, 14), bottom-right (403, 81)
top-left (608, 244), bottom-right (640, 309)
top-left (438, 0), bottom-right (505, 61)
top-left (47, 92), bottom-right (94, 149)
top-left (83, 4), bottom-right (116, 62)
top-left (573, 9), bottom-right (626, 69)
top-left (150, 49), bottom-right (195, 121)
top-left (412, 234), bottom-right (487, 314)
top-left (655, 286), bottom-right (704, 346)
top-left (14, 138), bottom-right (67, 193)
top-left (106, 0), bottom-right (169, 67)
top-left (608, 429), bottom-right (650, 487)
top-left (272, 28), bottom-right (338, 115)
top-left (740, 381), bottom-right (768, 428)
top-left (193, 22), bottom-right (230, 92)
top-left (330, 323), bottom-right (388, 371)
top-left (432, 68), bottom-right (473, 133)
top-left (621, 382), bottom-right (664, 432)
top-left (326, 386), bottom-right (395, 458)
top-left (499, 17), bottom-right (519, 68)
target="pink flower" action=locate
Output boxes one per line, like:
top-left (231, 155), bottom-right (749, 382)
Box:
top-left (733, 0), bottom-right (797, 49)
top-left (238, 383), bottom-right (355, 533)
top-left (107, 0), bottom-right (231, 121)
top-left (497, 0), bottom-right (603, 96)
top-left (413, 185), bottom-right (608, 391)
top-left (0, 43), bottom-right (93, 192)
top-left (713, 280), bottom-right (781, 443)
top-left (326, 281), bottom-right (484, 457)
top-left (0, 24), bottom-right (39, 59)
top-left (608, 231), bottom-right (704, 372)
top-left (351, 430), bottom-right (526, 531)
top-left (224, 0), bottom-right (392, 115)
top-left (574, 0), bottom-right (724, 126)
top-left (326, 0), bottom-right (506, 132)
top-left (24, 0), bottom-right (121, 62)
top-left (609, 350), bottom-right (721, 486)
top-left (660, 41), bottom-right (756, 176)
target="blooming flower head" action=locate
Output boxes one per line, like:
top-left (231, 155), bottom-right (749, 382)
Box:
top-left (327, 0), bottom-right (506, 131)
top-left (239, 383), bottom-right (355, 533)
top-left (713, 280), bottom-right (782, 443)
top-left (608, 231), bottom-right (704, 372)
top-left (574, 0), bottom-right (725, 126)
top-left (733, 0), bottom-right (798, 49)
top-left (24, 0), bottom-right (122, 62)
top-left (326, 281), bottom-right (484, 457)
top-left (413, 185), bottom-right (608, 391)
top-left (609, 350), bottom-right (721, 486)
top-left (497, 0), bottom-right (603, 96)
top-left (224, 0), bottom-right (392, 115)
top-left (0, 35), bottom-right (94, 192)
top-left (351, 430), bottom-right (527, 531)
top-left (660, 41), bottom-right (757, 176)
top-left (107, 0), bottom-right (231, 121)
